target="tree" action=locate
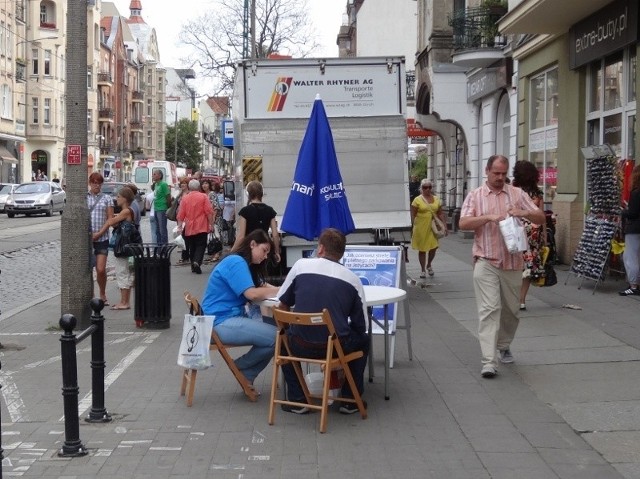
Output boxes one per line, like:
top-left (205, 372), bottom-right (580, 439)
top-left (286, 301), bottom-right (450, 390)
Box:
top-left (166, 119), bottom-right (203, 172)
top-left (411, 153), bottom-right (429, 180)
top-left (180, 0), bottom-right (320, 94)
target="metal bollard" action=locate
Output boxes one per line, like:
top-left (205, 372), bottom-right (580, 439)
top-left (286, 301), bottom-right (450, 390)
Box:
top-left (86, 298), bottom-right (112, 423)
top-left (58, 313), bottom-right (88, 457)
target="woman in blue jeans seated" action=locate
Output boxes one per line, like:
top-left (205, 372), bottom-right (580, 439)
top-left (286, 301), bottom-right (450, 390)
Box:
top-left (201, 229), bottom-right (280, 387)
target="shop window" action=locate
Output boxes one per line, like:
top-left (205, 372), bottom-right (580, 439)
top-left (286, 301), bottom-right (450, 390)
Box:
top-left (604, 51), bottom-right (623, 111)
top-left (529, 67), bottom-right (559, 205)
top-left (496, 93), bottom-right (510, 157)
top-left (586, 46), bottom-right (636, 160)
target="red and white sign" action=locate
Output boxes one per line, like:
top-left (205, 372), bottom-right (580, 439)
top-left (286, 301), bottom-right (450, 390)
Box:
top-left (67, 145), bottom-right (81, 165)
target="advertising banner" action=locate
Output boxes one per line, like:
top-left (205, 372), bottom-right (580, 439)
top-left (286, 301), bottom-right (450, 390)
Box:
top-left (244, 62), bottom-right (403, 119)
top-left (341, 246), bottom-right (403, 334)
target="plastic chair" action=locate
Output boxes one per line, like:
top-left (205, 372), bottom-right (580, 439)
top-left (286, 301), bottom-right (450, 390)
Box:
top-left (268, 307), bottom-right (367, 433)
top-left (180, 292), bottom-right (259, 405)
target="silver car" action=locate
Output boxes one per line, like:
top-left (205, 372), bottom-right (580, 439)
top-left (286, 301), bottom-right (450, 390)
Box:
top-left (0, 183), bottom-right (18, 213)
top-left (5, 181), bottom-right (66, 218)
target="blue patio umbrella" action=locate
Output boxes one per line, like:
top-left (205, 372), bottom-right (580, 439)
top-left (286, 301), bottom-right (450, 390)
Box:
top-left (281, 95), bottom-right (355, 241)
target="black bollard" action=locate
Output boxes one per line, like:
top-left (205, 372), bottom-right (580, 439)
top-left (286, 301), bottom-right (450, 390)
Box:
top-left (58, 314), bottom-right (88, 457)
top-left (86, 299), bottom-right (112, 423)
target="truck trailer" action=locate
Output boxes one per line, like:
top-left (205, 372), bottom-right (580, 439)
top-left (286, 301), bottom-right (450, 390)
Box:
top-left (231, 56), bottom-right (411, 269)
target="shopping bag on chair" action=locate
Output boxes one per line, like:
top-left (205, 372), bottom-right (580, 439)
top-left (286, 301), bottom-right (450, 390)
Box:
top-left (499, 216), bottom-right (528, 253)
top-left (177, 314), bottom-right (214, 370)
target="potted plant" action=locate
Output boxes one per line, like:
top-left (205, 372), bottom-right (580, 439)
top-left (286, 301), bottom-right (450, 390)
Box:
top-left (481, 0), bottom-right (507, 47)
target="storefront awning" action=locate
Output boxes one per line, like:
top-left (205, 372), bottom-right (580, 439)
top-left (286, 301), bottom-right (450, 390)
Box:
top-left (499, 0), bottom-right (610, 34)
top-left (0, 145), bottom-right (18, 164)
top-left (407, 119), bottom-right (437, 139)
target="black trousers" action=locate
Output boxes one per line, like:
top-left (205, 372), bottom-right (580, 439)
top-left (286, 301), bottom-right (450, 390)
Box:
top-left (185, 232), bottom-right (207, 266)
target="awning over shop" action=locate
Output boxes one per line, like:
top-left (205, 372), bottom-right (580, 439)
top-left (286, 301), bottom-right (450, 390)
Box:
top-left (0, 145), bottom-right (18, 163)
top-left (499, 0), bottom-right (611, 34)
top-left (407, 119), bottom-right (437, 138)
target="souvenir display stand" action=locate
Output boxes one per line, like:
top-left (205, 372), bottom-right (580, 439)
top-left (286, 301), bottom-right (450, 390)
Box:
top-left (566, 146), bottom-right (622, 293)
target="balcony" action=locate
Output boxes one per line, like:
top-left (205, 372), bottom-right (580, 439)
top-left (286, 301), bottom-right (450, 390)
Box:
top-left (130, 120), bottom-right (143, 132)
top-left (131, 90), bottom-right (144, 103)
top-left (100, 144), bottom-right (115, 157)
top-left (98, 108), bottom-right (115, 122)
top-left (15, 61), bottom-right (26, 82)
top-left (97, 72), bottom-right (113, 86)
top-left (448, 5), bottom-right (508, 69)
top-left (16, 2), bottom-right (25, 22)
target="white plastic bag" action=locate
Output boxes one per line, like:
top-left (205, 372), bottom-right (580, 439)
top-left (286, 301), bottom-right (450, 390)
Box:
top-left (171, 226), bottom-right (186, 249)
top-left (498, 216), bottom-right (528, 253)
top-left (177, 314), bottom-right (214, 370)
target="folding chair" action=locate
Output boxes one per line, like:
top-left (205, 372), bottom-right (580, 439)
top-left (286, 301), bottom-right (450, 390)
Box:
top-left (180, 292), bottom-right (259, 405)
top-left (268, 308), bottom-right (367, 433)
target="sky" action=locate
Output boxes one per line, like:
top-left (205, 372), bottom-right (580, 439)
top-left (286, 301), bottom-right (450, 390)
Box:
top-left (111, 0), bottom-right (346, 68)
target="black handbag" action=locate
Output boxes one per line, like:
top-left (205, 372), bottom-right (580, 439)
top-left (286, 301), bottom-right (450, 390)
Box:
top-left (543, 263), bottom-right (558, 287)
top-left (113, 222), bottom-right (142, 258)
top-left (207, 233), bottom-right (223, 256)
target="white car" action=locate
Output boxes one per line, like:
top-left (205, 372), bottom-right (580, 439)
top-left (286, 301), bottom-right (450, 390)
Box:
top-left (0, 183), bottom-right (18, 213)
top-left (4, 181), bottom-right (66, 218)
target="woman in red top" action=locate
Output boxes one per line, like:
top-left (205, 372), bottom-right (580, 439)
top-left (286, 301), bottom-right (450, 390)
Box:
top-left (177, 179), bottom-right (215, 274)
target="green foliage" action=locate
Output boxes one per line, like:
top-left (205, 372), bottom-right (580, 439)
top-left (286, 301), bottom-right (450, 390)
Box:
top-left (165, 119), bottom-right (202, 172)
top-left (411, 153), bottom-right (429, 180)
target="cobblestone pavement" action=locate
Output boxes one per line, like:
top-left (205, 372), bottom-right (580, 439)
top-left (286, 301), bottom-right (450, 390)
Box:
top-left (0, 218), bottom-right (158, 318)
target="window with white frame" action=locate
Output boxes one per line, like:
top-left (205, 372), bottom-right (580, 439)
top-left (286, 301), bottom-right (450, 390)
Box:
top-left (1, 84), bottom-right (11, 118)
top-left (586, 46), bottom-right (636, 162)
top-left (32, 97), bottom-right (39, 124)
top-left (87, 66), bottom-right (92, 89)
top-left (44, 98), bottom-right (51, 124)
top-left (87, 109), bottom-right (93, 132)
top-left (40, 4), bottom-right (47, 23)
top-left (0, 22), bottom-right (5, 56)
top-left (32, 48), bottom-right (38, 75)
top-left (529, 66), bottom-right (559, 205)
top-left (147, 130), bottom-right (152, 147)
top-left (5, 23), bottom-right (11, 58)
top-left (44, 50), bottom-right (51, 76)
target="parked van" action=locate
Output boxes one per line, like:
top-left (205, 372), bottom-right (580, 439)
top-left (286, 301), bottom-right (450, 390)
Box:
top-left (131, 160), bottom-right (179, 196)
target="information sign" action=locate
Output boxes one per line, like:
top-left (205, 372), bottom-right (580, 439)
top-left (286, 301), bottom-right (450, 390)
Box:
top-left (67, 145), bottom-right (81, 165)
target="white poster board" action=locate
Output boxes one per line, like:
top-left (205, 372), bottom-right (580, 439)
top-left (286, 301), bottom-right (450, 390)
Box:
top-left (341, 245), bottom-right (404, 335)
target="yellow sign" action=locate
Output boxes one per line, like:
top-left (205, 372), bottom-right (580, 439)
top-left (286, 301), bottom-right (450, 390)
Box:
top-left (242, 156), bottom-right (263, 185)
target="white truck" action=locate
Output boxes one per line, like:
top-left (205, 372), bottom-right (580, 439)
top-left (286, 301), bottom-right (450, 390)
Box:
top-left (231, 56), bottom-right (411, 269)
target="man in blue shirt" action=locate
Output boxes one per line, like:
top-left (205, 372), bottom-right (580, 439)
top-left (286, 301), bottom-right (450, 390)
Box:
top-left (277, 228), bottom-right (369, 414)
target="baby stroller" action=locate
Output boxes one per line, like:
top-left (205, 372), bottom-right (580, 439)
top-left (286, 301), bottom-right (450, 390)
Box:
top-left (545, 210), bottom-right (558, 265)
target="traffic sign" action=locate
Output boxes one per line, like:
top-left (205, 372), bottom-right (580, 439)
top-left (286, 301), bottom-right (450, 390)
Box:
top-left (67, 145), bottom-right (81, 165)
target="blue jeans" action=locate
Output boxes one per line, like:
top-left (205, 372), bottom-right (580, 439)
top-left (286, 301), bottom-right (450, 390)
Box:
top-left (623, 233), bottom-right (640, 285)
top-left (214, 316), bottom-right (277, 383)
top-left (149, 214), bottom-right (158, 244)
top-left (154, 210), bottom-right (168, 245)
top-left (282, 330), bottom-right (369, 402)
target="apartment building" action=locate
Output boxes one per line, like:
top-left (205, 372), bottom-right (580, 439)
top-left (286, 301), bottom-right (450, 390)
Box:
top-left (199, 96), bottom-right (231, 176)
top-left (0, 0), bottom-right (26, 183)
top-left (412, 0), bottom-right (515, 230)
top-left (1, 0), bottom-right (165, 184)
